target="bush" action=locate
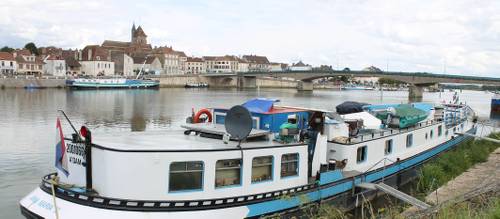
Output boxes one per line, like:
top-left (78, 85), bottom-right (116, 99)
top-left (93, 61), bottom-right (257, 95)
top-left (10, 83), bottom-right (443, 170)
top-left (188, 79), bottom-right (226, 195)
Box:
top-left (417, 164), bottom-right (447, 193)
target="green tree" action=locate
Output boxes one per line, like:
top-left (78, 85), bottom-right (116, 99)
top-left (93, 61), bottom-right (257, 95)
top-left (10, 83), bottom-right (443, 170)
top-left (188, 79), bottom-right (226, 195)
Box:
top-left (0, 46), bottom-right (14, 53)
top-left (339, 75), bottom-right (351, 83)
top-left (378, 77), bottom-right (404, 85)
top-left (24, 42), bottom-right (39, 55)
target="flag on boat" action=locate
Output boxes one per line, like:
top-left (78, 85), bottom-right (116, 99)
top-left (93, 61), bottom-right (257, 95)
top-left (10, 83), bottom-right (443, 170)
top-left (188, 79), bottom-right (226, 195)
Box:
top-left (55, 117), bottom-right (69, 176)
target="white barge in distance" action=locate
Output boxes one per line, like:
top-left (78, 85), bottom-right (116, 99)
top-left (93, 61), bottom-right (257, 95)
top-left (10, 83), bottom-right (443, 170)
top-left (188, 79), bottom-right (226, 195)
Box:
top-left (20, 98), bottom-right (478, 219)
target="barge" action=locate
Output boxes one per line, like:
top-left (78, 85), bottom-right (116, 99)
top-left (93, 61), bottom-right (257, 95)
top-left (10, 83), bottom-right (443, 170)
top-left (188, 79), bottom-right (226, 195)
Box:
top-left (492, 92), bottom-right (500, 113)
top-left (66, 78), bottom-right (159, 89)
top-left (20, 98), bottom-right (477, 218)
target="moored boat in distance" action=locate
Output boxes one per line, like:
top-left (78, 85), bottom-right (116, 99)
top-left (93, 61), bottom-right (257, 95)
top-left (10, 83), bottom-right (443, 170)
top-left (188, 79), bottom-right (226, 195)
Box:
top-left (342, 85), bottom-right (375, 90)
top-left (492, 92), bottom-right (500, 113)
top-left (67, 78), bottom-right (159, 89)
top-left (20, 98), bottom-right (477, 218)
top-left (185, 82), bottom-right (209, 88)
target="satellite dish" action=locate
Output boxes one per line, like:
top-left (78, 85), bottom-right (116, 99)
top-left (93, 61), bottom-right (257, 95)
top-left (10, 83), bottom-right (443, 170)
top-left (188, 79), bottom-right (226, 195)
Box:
top-left (225, 105), bottom-right (253, 141)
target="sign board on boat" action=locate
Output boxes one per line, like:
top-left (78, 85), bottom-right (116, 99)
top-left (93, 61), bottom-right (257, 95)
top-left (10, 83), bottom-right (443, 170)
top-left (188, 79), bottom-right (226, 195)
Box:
top-left (55, 118), bottom-right (87, 187)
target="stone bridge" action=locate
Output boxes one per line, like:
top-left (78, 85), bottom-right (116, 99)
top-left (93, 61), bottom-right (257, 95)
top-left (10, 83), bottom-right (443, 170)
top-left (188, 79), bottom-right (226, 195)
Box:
top-left (200, 70), bottom-right (500, 100)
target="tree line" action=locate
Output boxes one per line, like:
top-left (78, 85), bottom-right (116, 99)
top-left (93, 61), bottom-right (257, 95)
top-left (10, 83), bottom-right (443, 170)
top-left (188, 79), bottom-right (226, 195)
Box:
top-left (1, 42), bottom-right (40, 56)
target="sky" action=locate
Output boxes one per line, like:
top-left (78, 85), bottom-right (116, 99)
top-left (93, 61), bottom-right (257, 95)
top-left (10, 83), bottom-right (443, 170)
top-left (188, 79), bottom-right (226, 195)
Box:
top-left (1, 0), bottom-right (500, 77)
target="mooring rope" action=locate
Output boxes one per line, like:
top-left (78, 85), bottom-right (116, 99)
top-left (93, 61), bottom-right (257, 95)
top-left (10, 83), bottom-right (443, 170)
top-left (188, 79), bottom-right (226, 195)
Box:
top-left (49, 175), bottom-right (60, 219)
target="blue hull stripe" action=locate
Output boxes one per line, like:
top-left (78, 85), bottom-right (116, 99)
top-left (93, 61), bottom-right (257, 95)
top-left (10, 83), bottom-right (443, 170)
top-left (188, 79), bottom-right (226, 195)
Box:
top-left (246, 127), bottom-right (475, 217)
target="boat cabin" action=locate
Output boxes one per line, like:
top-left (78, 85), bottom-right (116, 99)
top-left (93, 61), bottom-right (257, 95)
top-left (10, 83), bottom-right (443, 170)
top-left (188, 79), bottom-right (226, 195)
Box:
top-left (212, 98), bottom-right (310, 132)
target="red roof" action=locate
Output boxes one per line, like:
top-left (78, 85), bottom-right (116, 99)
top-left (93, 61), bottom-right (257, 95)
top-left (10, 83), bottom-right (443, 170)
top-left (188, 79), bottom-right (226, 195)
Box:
top-left (187, 57), bottom-right (204, 62)
top-left (153, 46), bottom-right (186, 57)
top-left (292, 61), bottom-right (309, 67)
top-left (15, 49), bottom-right (31, 56)
top-left (242, 55), bottom-right (270, 64)
top-left (266, 106), bottom-right (307, 114)
top-left (0, 52), bottom-right (15, 61)
top-left (45, 55), bottom-right (64, 60)
top-left (202, 55), bottom-right (239, 62)
top-left (81, 45), bottom-right (109, 61)
top-left (174, 51), bottom-right (187, 57)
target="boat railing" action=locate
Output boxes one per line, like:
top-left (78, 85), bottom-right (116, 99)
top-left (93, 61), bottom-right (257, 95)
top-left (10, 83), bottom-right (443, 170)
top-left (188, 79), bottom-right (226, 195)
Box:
top-left (345, 119), bottom-right (439, 144)
top-left (360, 157), bottom-right (399, 183)
top-left (40, 173), bottom-right (318, 211)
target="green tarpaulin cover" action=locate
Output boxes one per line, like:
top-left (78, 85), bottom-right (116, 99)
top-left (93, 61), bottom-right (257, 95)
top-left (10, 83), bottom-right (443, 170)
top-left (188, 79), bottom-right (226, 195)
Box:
top-left (376, 104), bottom-right (428, 128)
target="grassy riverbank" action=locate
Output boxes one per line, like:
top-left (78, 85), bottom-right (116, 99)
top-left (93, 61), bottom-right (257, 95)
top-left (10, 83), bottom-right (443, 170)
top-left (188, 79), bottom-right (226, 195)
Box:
top-left (416, 132), bottom-right (500, 195)
top-left (433, 195), bottom-right (500, 219)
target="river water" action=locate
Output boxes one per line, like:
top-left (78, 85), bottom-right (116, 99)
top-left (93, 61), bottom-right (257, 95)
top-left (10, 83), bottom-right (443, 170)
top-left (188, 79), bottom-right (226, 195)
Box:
top-left (0, 88), bottom-right (496, 218)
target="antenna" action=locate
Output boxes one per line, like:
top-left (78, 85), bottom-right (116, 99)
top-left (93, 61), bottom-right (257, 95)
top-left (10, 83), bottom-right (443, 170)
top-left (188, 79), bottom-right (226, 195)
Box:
top-left (224, 105), bottom-right (253, 146)
top-left (58, 110), bottom-right (81, 140)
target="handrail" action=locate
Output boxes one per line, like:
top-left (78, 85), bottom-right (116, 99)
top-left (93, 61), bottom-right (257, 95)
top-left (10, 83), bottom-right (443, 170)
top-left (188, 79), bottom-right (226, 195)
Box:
top-left (360, 157), bottom-right (399, 184)
top-left (344, 119), bottom-right (439, 145)
top-left (362, 157), bottom-right (398, 175)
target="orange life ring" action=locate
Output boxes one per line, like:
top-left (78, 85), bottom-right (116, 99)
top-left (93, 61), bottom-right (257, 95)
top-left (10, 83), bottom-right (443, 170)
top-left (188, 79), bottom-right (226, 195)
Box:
top-left (193, 108), bottom-right (212, 123)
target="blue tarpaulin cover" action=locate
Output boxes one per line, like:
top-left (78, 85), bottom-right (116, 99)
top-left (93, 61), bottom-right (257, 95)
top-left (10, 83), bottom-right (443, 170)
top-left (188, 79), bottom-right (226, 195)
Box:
top-left (411, 102), bottom-right (433, 114)
top-left (242, 98), bottom-right (280, 113)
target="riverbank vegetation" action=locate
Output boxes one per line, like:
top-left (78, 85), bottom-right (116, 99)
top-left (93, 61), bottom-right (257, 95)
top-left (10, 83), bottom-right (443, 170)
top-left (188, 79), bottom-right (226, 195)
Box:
top-left (416, 132), bottom-right (500, 195)
top-left (432, 195), bottom-right (500, 219)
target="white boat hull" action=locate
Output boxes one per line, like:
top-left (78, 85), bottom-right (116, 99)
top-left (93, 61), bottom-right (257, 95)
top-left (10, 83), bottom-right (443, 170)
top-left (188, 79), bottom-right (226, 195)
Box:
top-left (20, 188), bottom-right (249, 219)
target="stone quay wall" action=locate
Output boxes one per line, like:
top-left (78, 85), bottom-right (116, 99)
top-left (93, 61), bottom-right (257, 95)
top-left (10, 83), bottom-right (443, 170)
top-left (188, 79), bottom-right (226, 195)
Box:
top-left (0, 76), bottom-right (66, 88)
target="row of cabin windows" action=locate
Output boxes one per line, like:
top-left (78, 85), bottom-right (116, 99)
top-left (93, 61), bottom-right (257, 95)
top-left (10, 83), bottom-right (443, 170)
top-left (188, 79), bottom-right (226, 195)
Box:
top-left (382, 134), bottom-right (413, 156)
top-left (425, 125), bottom-right (445, 140)
top-left (358, 124), bottom-right (454, 163)
top-left (168, 153), bottom-right (299, 192)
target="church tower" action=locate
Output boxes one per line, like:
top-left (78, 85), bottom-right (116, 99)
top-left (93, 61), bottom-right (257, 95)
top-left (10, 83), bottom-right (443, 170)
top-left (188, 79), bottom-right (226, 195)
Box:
top-left (131, 24), bottom-right (148, 45)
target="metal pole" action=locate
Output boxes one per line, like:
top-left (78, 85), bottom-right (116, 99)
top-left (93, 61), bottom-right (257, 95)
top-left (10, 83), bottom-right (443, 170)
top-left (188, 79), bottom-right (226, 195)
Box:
top-left (458, 132), bottom-right (500, 143)
top-left (57, 110), bottom-right (80, 138)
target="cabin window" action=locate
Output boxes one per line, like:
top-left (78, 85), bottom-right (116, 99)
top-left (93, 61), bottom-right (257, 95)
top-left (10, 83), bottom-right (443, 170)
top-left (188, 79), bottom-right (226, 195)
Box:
top-left (445, 130), bottom-right (449, 136)
top-left (425, 133), bottom-right (428, 139)
top-left (215, 159), bottom-right (241, 188)
top-left (406, 134), bottom-right (413, 147)
top-left (252, 156), bottom-right (273, 183)
top-left (215, 114), bottom-right (225, 124)
top-left (430, 130), bottom-right (434, 139)
top-left (356, 146), bottom-right (367, 163)
top-left (281, 153), bottom-right (299, 178)
top-left (384, 139), bottom-right (393, 155)
top-left (438, 125), bottom-right (443, 137)
top-left (169, 161), bottom-right (203, 192)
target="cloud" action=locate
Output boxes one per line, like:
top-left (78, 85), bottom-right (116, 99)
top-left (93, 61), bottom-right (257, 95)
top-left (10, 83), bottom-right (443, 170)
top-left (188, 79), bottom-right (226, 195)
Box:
top-left (0, 0), bottom-right (499, 77)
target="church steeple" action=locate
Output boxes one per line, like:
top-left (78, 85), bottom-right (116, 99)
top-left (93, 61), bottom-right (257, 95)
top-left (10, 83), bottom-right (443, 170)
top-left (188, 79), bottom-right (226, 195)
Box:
top-left (131, 22), bottom-right (136, 42)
